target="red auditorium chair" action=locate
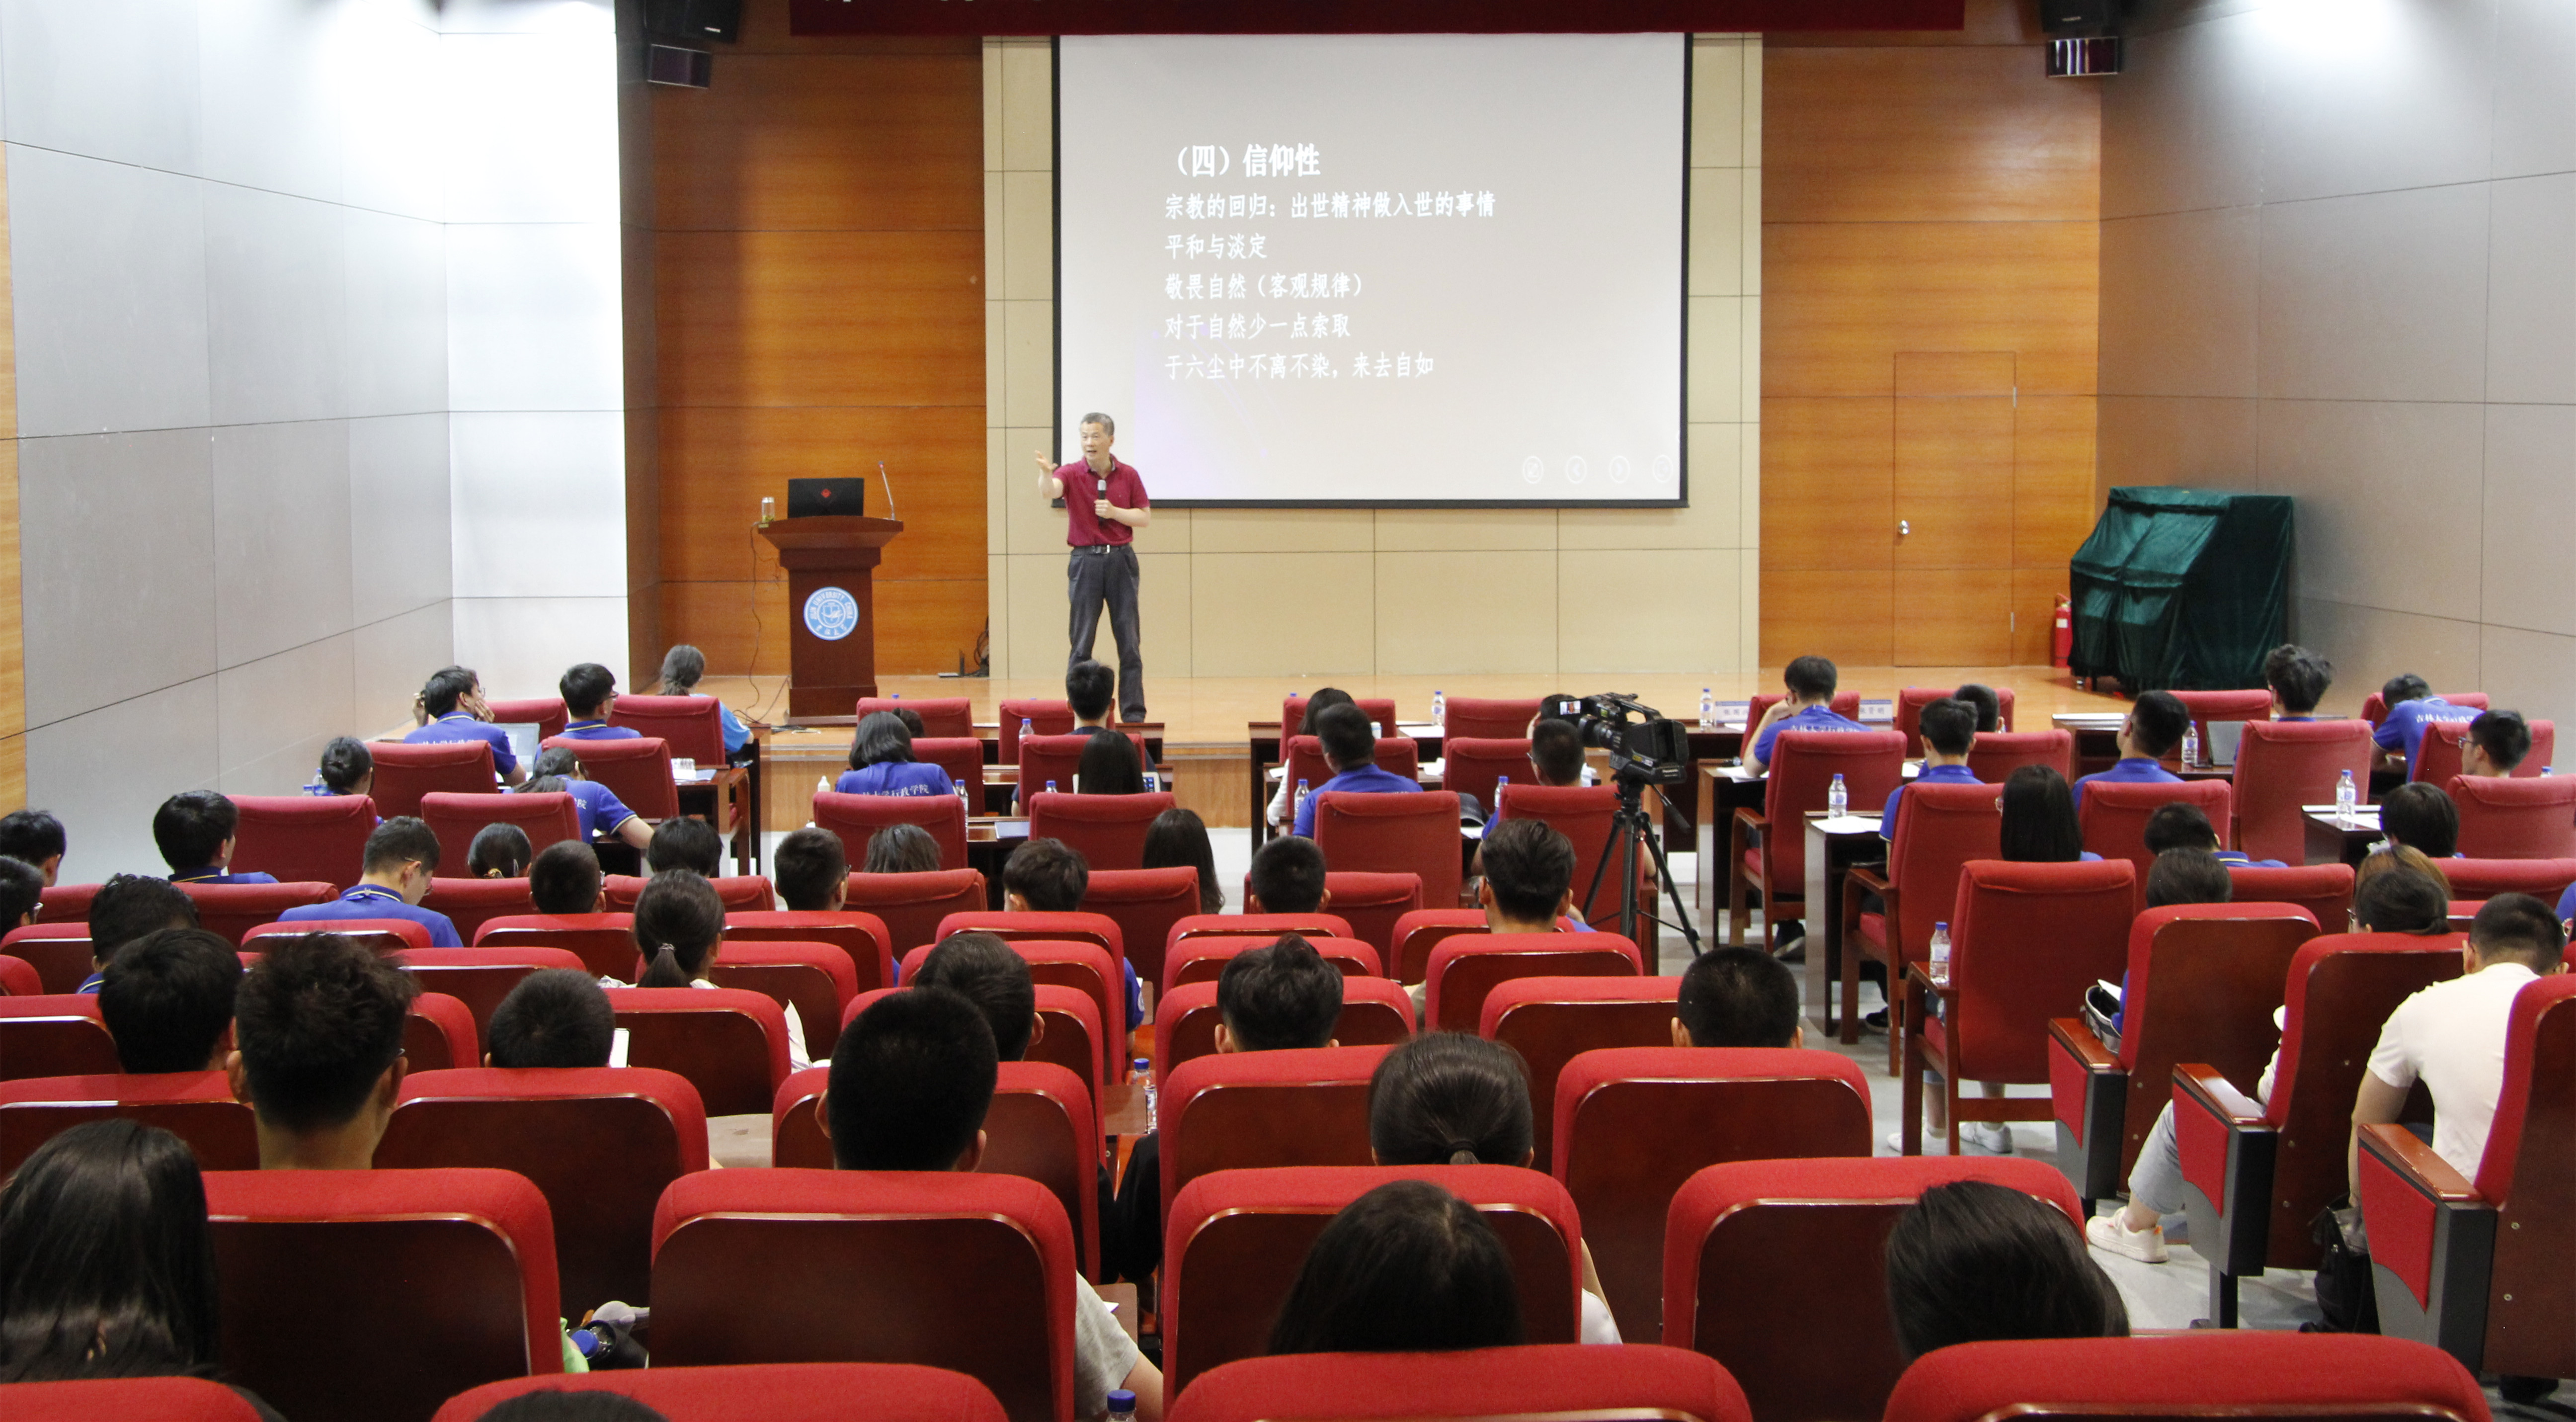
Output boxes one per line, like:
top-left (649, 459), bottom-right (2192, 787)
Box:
top-left (650, 1169), bottom-right (1076, 1422)
top-left (1663, 1156), bottom-right (2080, 1422)
top-left (419, 792), bottom-right (579, 875)
top-left (2232, 720), bottom-right (2376, 864)
top-left (1027, 790), bottom-right (1175, 872)
top-left (1387, 908), bottom-right (1486, 985)
top-left (935, 908), bottom-right (1122, 963)
top-left (36, 882), bottom-right (99, 924)
top-left (1844, 779), bottom-right (2003, 1061)
top-left (1895, 686), bottom-right (2017, 750)
top-left (2358, 973), bottom-right (2576, 1382)
top-left (484, 696), bottom-right (569, 741)
top-left (178, 881), bottom-right (336, 944)
top-left (842, 869), bottom-right (986, 957)
top-left (728, 909), bottom-right (895, 993)
top-left (2417, 718), bottom-right (2555, 784)
top-left (1493, 783), bottom-right (1625, 928)
top-left (405, 992), bottom-right (479, 1071)
top-left (1152, 978), bottom-right (1413, 1081)
top-left (905, 938), bottom-right (1124, 1072)
top-left (1162, 1166), bottom-right (1585, 1394)
top-left (377, 1066), bottom-right (707, 1312)
top-left (1163, 934), bottom-right (1381, 1001)
top-left (607, 874), bottom-right (775, 913)
top-left (229, 794), bottom-right (377, 888)
top-left (857, 696), bottom-right (973, 737)
top-left (1425, 932), bottom-right (1642, 1034)
top-left (2444, 856), bottom-right (2576, 905)
top-left (1442, 737), bottom-right (1530, 835)
top-left (2171, 689), bottom-right (2275, 758)
top-left (1442, 695), bottom-right (1543, 741)
top-left (0, 1071), bottom-right (255, 1172)
top-left (0, 956), bottom-right (38, 996)
top-left (1904, 858), bottom-right (2136, 1157)
top-left (1556, 1046), bottom-right (1873, 1342)
top-left (1282, 734), bottom-right (1421, 803)
top-left (2228, 861), bottom-right (2354, 927)
top-left (813, 791), bottom-right (968, 873)
top-left (1082, 867), bottom-right (1198, 987)
top-left (1018, 732), bottom-right (1153, 804)
top-left (0, 1377), bottom-right (276, 1421)
top-left (2081, 777), bottom-right (2234, 877)
top-left (206, 1167), bottom-right (559, 1422)
top-left (387, 946), bottom-right (586, 1036)
top-left (999, 698), bottom-right (1076, 762)
top-left (1283, 695), bottom-right (1399, 740)
top-left (543, 735), bottom-right (681, 822)
top-left (475, 912), bottom-right (638, 980)
top-left (368, 740), bottom-right (498, 819)
top-left (1481, 975), bottom-right (1682, 1167)
top-left (242, 918), bottom-right (431, 956)
top-left (1313, 792), bottom-right (1463, 912)
top-left (1881, 1334), bottom-right (2489, 1422)
top-left (2047, 904), bottom-right (2318, 1216)
top-left (842, 983), bottom-right (1107, 1128)
top-left (707, 941), bottom-right (855, 1061)
top-left (2448, 774), bottom-right (2576, 859)
top-left (2173, 932), bottom-right (2463, 1324)
top-left (432, 1363), bottom-right (1011, 1422)
top-left (1172, 1343), bottom-right (1750, 1422)
top-left (912, 736), bottom-right (986, 797)
top-left (1171, 912), bottom-right (1355, 952)
top-left (420, 877), bottom-right (538, 942)
top-left (0, 996), bottom-right (119, 1081)
top-left (1318, 872), bottom-right (1423, 959)
top-left (1747, 691), bottom-right (1862, 730)
top-left (3, 923), bottom-right (100, 994)
top-left (1729, 729), bottom-right (1906, 950)
top-left (604, 986), bottom-right (792, 1115)
top-left (607, 693), bottom-right (727, 765)
top-left (1160, 1044), bottom-right (1393, 1222)
top-left (1966, 729), bottom-right (2075, 783)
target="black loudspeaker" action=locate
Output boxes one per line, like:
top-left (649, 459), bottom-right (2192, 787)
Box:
top-left (646, 43), bottom-right (713, 88)
top-left (647, 0), bottom-right (740, 43)
top-left (2039, 0), bottom-right (2118, 34)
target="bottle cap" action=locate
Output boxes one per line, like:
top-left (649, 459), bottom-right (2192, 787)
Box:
top-left (1934, 921), bottom-right (1948, 931)
top-left (1109, 1391), bottom-right (1138, 1411)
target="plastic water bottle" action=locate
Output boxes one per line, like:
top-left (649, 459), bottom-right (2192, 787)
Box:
top-left (1928, 922), bottom-right (1952, 986)
top-left (954, 778), bottom-right (971, 813)
top-left (1294, 778), bottom-right (1311, 823)
top-left (1700, 687), bottom-right (1716, 727)
top-left (1132, 1058), bottom-right (1156, 1133)
top-left (1020, 716), bottom-right (1033, 743)
top-left (1432, 689), bottom-right (1447, 724)
top-left (2336, 767), bottom-right (2357, 822)
top-left (1045, 779), bottom-right (1058, 795)
top-left (2181, 721), bottom-right (2201, 768)
top-left (1827, 772), bottom-right (1848, 818)
top-left (1494, 774), bottom-right (1509, 814)
top-left (1109, 1389), bottom-right (1139, 1422)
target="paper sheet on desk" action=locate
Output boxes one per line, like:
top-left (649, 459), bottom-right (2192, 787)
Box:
top-left (1814, 815), bottom-right (1881, 833)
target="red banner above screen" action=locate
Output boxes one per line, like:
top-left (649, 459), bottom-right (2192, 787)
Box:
top-left (789, 0), bottom-right (1964, 37)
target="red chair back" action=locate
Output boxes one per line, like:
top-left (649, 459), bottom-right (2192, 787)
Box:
top-left (1494, 783), bottom-right (1624, 927)
top-left (1875, 781), bottom-right (2006, 972)
top-left (709, 941), bottom-right (854, 1061)
top-left (0, 956), bottom-right (38, 996)
top-left (0, 1378), bottom-right (274, 1421)
top-left (2172, 689), bottom-right (2276, 753)
top-left (2233, 720), bottom-right (2375, 864)
top-left (369, 740), bottom-right (498, 820)
top-left (906, 937), bottom-right (1126, 1070)
top-left (1425, 932), bottom-right (1642, 1034)
top-left (1748, 691), bottom-right (1861, 729)
top-left (377, 1067), bottom-right (708, 1313)
top-left (841, 869), bottom-right (985, 957)
top-left (606, 694), bottom-right (726, 765)
top-left (1313, 792), bottom-right (1462, 910)
top-left (1321, 872), bottom-right (1424, 959)
top-left (1163, 934), bottom-right (1381, 1002)
top-left (907, 737), bottom-right (983, 798)
top-left (857, 697), bottom-right (973, 737)
top-left (543, 735), bottom-right (680, 822)
top-left (1082, 867), bottom-right (1199, 987)
top-left (1282, 734), bottom-right (1421, 796)
top-left (1152, 978), bottom-right (1413, 1082)
top-left (474, 913), bottom-right (639, 980)
top-left (1172, 913), bottom-right (1355, 950)
top-left (405, 993), bottom-right (479, 1071)
top-left (605, 875), bottom-right (774, 914)
top-left (1388, 908), bottom-right (1491, 985)
top-left (1283, 696), bottom-right (1399, 739)
top-left (812, 792), bottom-right (968, 873)
top-left (390, 946), bottom-right (585, 1035)
top-left (2363, 691), bottom-right (2488, 729)
top-left (1481, 975), bottom-right (1683, 1167)
top-left (1175, 1344), bottom-right (1751, 1422)
top-left (1442, 737), bottom-right (1529, 832)
top-left (998, 699), bottom-right (1075, 763)
top-left (1555, 1047), bottom-right (1874, 1341)
top-left (1162, 1166), bottom-right (1586, 1394)
top-left (727, 910), bottom-right (895, 994)
top-left (0, 997), bottom-right (117, 1081)
top-left (934, 909), bottom-right (1123, 963)
top-left (1663, 1157), bottom-right (2085, 1422)
top-left (1016, 732), bottom-right (1153, 803)
top-left (1160, 1044), bottom-right (1394, 1223)
top-left (419, 878), bottom-right (538, 942)
top-left (419, 793), bottom-right (580, 876)
top-left (603, 986), bottom-right (792, 1115)
top-left (2445, 856), bottom-right (2576, 904)
top-left (2466, 976), bottom-right (2576, 1376)
top-left (484, 697), bottom-right (568, 741)
top-left (242, 919), bottom-right (433, 956)
top-left (0, 1071), bottom-right (255, 1173)
top-left (2417, 718), bottom-right (2556, 784)
top-left (1441, 695), bottom-right (1542, 740)
top-left (432, 1363), bottom-right (1010, 1422)
top-left (1026, 790), bottom-right (1176, 872)
top-left (230, 795), bottom-right (377, 889)
top-left (2229, 862), bottom-right (2353, 927)
top-left (174, 882), bottom-right (337, 945)
top-left (649, 1170), bottom-right (1075, 1422)
top-left (205, 1168), bottom-right (558, 1422)
top-left (1945, 858), bottom-right (2139, 1084)
top-left (1760, 731), bottom-right (1906, 886)
top-left (3, 924), bottom-right (99, 994)
top-left (35, 883), bottom-right (99, 924)
top-left (1881, 1334), bottom-right (2488, 1422)
top-left (2449, 774), bottom-right (2576, 859)
top-left (2081, 777), bottom-right (2234, 877)
top-left (1895, 686), bottom-right (2017, 751)
top-left (1966, 729), bottom-right (2073, 782)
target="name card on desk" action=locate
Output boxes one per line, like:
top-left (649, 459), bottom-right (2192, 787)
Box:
top-left (1859, 700), bottom-right (1894, 723)
top-left (1713, 701), bottom-right (1750, 726)
top-left (1812, 814), bottom-right (1883, 834)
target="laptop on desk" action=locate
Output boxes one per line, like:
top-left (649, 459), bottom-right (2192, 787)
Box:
top-left (787, 477), bottom-right (868, 518)
top-left (494, 723), bottom-right (544, 772)
top-left (2205, 720), bottom-right (2248, 768)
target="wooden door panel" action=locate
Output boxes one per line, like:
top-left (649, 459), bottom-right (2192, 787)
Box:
top-left (1894, 568), bottom-right (2014, 666)
top-left (1893, 395), bottom-right (2014, 569)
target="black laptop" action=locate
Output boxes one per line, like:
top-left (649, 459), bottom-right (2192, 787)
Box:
top-left (787, 477), bottom-right (867, 518)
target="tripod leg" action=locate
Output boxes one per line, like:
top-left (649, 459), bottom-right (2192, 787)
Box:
top-left (1582, 818), bottom-right (1622, 932)
top-left (1637, 814), bottom-right (1703, 959)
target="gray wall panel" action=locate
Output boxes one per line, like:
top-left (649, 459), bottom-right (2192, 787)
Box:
top-left (26, 678), bottom-right (221, 884)
top-left (211, 419), bottom-right (356, 667)
top-left (18, 428), bottom-right (216, 727)
top-left (2255, 185), bottom-right (2489, 404)
top-left (205, 183), bottom-right (349, 426)
top-left (8, 146), bottom-right (210, 437)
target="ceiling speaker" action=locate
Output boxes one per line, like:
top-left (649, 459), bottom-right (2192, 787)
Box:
top-left (2039, 0), bottom-right (2119, 35)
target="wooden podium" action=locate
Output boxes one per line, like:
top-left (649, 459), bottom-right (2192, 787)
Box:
top-left (758, 515), bottom-right (904, 718)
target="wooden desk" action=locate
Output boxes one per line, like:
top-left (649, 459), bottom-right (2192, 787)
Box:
top-left (1802, 812), bottom-right (1888, 1040)
top-left (1693, 763), bottom-right (1769, 931)
top-left (2304, 806), bottom-right (2382, 868)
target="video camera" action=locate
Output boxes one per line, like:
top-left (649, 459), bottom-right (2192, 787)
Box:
top-left (1544, 693), bottom-right (1692, 788)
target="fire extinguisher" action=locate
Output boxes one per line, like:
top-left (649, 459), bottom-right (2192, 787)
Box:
top-left (2051, 594), bottom-right (2074, 670)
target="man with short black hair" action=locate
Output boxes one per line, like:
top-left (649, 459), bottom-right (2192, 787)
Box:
top-left (2373, 674), bottom-right (2480, 779)
top-left (229, 932), bottom-right (419, 1170)
top-left (405, 664), bottom-right (527, 785)
top-left (2141, 801), bottom-right (2281, 868)
top-left (1528, 719), bottom-right (1587, 788)
top-left (1674, 945), bottom-right (1801, 1049)
top-left (152, 791), bottom-right (278, 885)
top-left (1881, 698), bottom-right (1978, 843)
top-left (647, 818), bottom-right (724, 877)
top-left (0, 857), bottom-right (42, 935)
top-left (81, 875), bottom-right (201, 994)
top-left (486, 968), bottom-right (616, 1069)
top-left (2378, 782), bottom-right (2460, 860)
top-left (1004, 838), bottom-right (1140, 1030)
top-left (773, 827), bottom-right (849, 913)
top-left (2072, 690), bottom-right (2188, 808)
top-left (274, 817), bottom-right (463, 946)
top-left (99, 927), bottom-right (242, 1074)
top-left (1747, 656), bottom-right (1867, 775)
top-left (1244, 835), bottom-right (1330, 915)
top-left (2463, 709), bottom-right (2531, 777)
top-left (528, 839), bottom-right (607, 915)
top-left (1066, 659), bottom-right (1116, 730)
top-left (2262, 644), bottom-right (2333, 720)
top-left (0, 809), bottom-right (67, 885)
top-left (1477, 818), bottom-right (1595, 934)
top-left (558, 663), bottom-right (640, 739)
top-left (912, 931), bottom-right (1040, 1061)
top-left (1290, 702), bottom-right (1418, 837)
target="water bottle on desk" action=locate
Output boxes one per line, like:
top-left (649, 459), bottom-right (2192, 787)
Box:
top-left (1293, 778), bottom-right (1311, 824)
top-left (1132, 1057), bottom-right (1156, 1132)
top-left (1109, 1390), bottom-right (1139, 1422)
top-left (1431, 689), bottom-right (1446, 724)
top-left (2181, 721), bottom-right (2201, 768)
top-left (1827, 772), bottom-right (1848, 819)
top-left (1700, 687), bottom-right (1715, 727)
top-left (1928, 921), bottom-right (1952, 986)
top-left (2335, 767), bottom-right (2357, 823)
top-left (955, 778), bottom-right (970, 813)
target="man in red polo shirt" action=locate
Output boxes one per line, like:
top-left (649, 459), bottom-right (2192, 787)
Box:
top-left (1033, 412), bottom-right (1152, 722)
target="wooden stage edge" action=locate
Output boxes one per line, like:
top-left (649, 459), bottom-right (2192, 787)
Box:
top-left (709, 666), bottom-right (2132, 833)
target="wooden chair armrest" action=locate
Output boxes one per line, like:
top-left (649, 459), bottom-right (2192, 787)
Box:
top-left (2048, 1016), bottom-right (2117, 1072)
top-left (2173, 1063), bottom-right (2264, 1128)
top-left (1845, 865), bottom-right (1890, 897)
top-left (1729, 807), bottom-right (1768, 859)
top-left (2359, 1122), bottom-right (2484, 1203)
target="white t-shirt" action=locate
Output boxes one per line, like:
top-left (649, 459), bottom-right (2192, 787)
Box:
top-left (1073, 1276), bottom-right (1142, 1419)
top-left (2365, 962), bottom-right (2540, 1179)
top-left (1580, 1288), bottom-right (1620, 1344)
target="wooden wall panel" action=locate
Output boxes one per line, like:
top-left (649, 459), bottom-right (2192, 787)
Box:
top-left (1762, 220), bottom-right (2099, 398)
top-left (1764, 569), bottom-right (1894, 667)
top-left (1765, 46), bottom-right (2100, 224)
top-left (0, 143), bottom-right (22, 807)
top-left (657, 405), bottom-right (984, 583)
top-left (1758, 396), bottom-right (1892, 572)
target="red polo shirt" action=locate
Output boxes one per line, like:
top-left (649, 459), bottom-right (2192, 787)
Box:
top-left (1055, 459), bottom-right (1149, 547)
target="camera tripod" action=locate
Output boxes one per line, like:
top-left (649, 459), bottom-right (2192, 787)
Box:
top-left (1577, 772), bottom-right (1704, 958)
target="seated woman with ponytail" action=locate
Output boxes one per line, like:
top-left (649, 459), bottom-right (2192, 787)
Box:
top-left (630, 869), bottom-right (811, 1069)
top-left (1366, 1032), bottom-right (1621, 1343)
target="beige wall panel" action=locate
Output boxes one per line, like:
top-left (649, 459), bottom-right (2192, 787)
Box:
top-left (1693, 39), bottom-right (1746, 167)
top-left (1001, 170), bottom-right (1053, 301)
top-left (1374, 507), bottom-right (1558, 552)
top-left (982, 41), bottom-right (1004, 170)
top-left (984, 301), bottom-right (1006, 426)
top-left (1005, 426), bottom-right (1076, 555)
top-left (1558, 548), bottom-right (1743, 674)
top-left (986, 553), bottom-right (1012, 671)
top-left (1559, 422), bottom-right (1742, 550)
top-left (1375, 551), bottom-right (1558, 673)
top-left (1688, 297), bottom-right (1746, 423)
top-left (1741, 168), bottom-right (1763, 296)
top-left (985, 425), bottom-right (1008, 554)
top-left (1003, 552), bottom-right (1065, 678)
top-left (2291, 598), bottom-right (2482, 707)
top-left (1130, 504), bottom-right (1192, 554)
top-left (999, 41), bottom-right (1052, 172)
top-left (1690, 168), bottom-right (1746, 298)
top-left (2094, 395), bottom-right (2255, 501)
top-left (1001, 299), bottom-right (1052, 429)
top-left (1136, 551), bottom-right (1194, 679)
top-left (1192, 552), bottom-right (1375, 675)
top-left (983, 170), bottom-right (1006, 292)
top-left (1191, 507), bottom-right (1374, 554)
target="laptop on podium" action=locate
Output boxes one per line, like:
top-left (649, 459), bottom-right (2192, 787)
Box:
top-left (787, 477), bottom-right (867, 518)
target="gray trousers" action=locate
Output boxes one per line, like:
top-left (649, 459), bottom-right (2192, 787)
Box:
top-left (1068, 544), bottom-right (1145, 721)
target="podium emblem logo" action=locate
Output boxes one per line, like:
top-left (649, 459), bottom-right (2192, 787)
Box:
top-left (803, 586), bottom-right (860, 642)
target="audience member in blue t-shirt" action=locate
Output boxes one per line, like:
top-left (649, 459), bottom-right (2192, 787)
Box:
top-left (649, 643), bottom-right (755, 761)
top-left (2141, 800), bottom-right (2284, 869)
top-left (1292, 702), bottom-right (1420, 838)
top-left (834, 711), bottom-right (956, 797)
top-left (1003, 835), bottom-right (1143, 1029)
top-left (2263, 643), bottom-right (2334, 722)
top-left (1884, 697), bottom-right (1982, 841)
top-left (2003, 764), bottom-right (2101, 866)
top-left (1477, 817), bottom-right (1601, 934)
top-left (403, 665), bottom-right (526, 785)
top-left (74, 875), bottom-right (199, 995)
top-left (152, 791), bottom-right (278, 886)
top-left (2071, 690), bottom-right (2189, 809)
top-left (303, 736), bottom-right (376, 804)
top-left (274, 817), bottom-right (463, 947)
top-left (1747, 655), bottom-right (1870, 774)
top-left (558, 662), bottom-right (644, 740)
top-left (2372, 673), bottom-right (2481, 779)
top-left (2460, 709), bottom-right (2535, 778)
top-left (521, 747), bottom-right (653, 851)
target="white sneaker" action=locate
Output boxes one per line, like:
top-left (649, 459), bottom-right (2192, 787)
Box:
top-left (1960, 1121), bottom-right (2015, 1155)
top-left (2086, 1212), bottom-right (2168, 1263)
